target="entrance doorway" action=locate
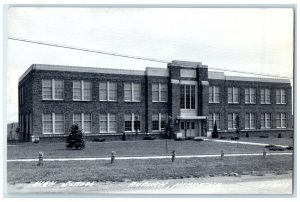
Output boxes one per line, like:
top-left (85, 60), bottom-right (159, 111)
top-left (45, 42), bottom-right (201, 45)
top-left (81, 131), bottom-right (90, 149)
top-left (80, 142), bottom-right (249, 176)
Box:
top-left (180, 121), bottom-right (196, 137)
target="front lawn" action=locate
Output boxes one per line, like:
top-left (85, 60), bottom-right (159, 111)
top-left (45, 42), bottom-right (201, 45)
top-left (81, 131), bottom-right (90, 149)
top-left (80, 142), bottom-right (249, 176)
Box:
top-left (7, 139), bottom-right (289, 160)
top-left (7, 155), bottom-right (292, 184)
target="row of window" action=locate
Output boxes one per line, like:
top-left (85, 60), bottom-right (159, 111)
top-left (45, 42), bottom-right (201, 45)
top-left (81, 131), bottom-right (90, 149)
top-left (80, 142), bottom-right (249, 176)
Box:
top-left (209, 86), bottom-right (287, 104)
top-left (208, 112), bottom-right (288, 130)
top-left (42, 79), bottom-right (169, 102)
top-left (42, 113), bottom-right (168, 134)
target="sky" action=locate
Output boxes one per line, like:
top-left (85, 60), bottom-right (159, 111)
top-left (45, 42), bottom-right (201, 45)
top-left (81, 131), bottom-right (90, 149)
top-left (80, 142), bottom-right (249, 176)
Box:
top-left (6, 7), bottom-right (294, 123)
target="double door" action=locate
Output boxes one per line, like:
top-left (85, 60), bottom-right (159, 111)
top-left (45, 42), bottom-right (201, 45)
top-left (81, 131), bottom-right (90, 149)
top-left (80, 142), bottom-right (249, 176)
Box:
top-left (180, 121), bottom-right (196, 137)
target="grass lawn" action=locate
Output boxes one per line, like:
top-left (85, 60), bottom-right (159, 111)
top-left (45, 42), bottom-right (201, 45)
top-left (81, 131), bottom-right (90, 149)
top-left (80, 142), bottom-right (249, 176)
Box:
top-left (7, 155), bottom-right (292, 184)
top-left (7, 138), bottom-right (291, 160)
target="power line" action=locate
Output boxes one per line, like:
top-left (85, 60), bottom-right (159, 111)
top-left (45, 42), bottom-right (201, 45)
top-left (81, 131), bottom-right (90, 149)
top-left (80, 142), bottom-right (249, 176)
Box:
top-left (8, 36), bottom-right (169, 64)
top-left (8, 36), bottom-right (293, 79)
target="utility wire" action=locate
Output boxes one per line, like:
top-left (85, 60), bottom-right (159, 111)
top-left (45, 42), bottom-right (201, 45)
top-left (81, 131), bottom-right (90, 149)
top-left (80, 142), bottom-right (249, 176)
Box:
top-left (8, 36), bottom-right (293, 79)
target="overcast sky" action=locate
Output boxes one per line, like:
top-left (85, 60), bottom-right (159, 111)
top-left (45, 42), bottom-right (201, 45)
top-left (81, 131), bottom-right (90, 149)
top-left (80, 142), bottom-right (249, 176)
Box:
top-left (7, 7), bottom-right (294, 123)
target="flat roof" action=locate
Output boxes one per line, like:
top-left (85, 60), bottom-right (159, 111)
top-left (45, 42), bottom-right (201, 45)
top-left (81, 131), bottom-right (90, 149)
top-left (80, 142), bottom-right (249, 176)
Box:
top-left (19, 64), bottom-right (291, 84)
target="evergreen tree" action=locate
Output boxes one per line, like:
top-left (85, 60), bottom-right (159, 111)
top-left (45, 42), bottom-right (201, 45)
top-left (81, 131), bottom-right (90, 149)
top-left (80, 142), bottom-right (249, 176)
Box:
top-left (66, 124), bottom-right (85, 150)
top-left (212, 121), bottom-right (219, 138)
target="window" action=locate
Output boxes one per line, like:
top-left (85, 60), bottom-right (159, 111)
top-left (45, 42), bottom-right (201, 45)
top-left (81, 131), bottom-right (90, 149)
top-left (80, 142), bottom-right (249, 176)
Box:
top-left (152, 113), bottom-right (167, 131)
top-left (245, 113), bottom-right (256, 129)
top-left (228, 113), bottom-right (238, 130)
top-left (228, 87), bottom-right (239, 103)
top-left (73, 80), bottom-right (92, 101)
top-left (152, 83), bottom-right (168, 102)
top-left (209, 86), bottom-right (220, 103)
top-left (260, 88), bottom-right (271, 104)
top-left (99, 82), bottom-right (117, 101)
top-left (276, 89), bottom-right (286, 104)
top-left (209, 113), bottom-right (220, 130)
top-left (99, 113), bottom-right (117, 133)
top-left (42, 79), bottom-right (64, 100)
top-left (124, 113), bottom-right (140, 132)
top-left (124, 83), bottom-right (141, 102)
top-left (29, 113), bottom-right (32, 135)
top-left (245, 88), bottom-right (256, 104)
top-left (73, 113), bottom-right (92, 133)
top-left (43, 113), bottom-right (65, 134)
top-left (261, 113), bottom-right (271, 129)
top-left (180, 85), bottom-right (196, 109)
top-left (19, 86), bottom-right (24, 105)
top-left (276, 113), bottom-right (287, 128)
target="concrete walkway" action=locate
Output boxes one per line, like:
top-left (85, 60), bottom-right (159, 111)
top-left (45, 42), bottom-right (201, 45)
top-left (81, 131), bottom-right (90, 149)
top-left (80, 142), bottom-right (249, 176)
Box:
top-left (205, 138), bottom-right (290, 147)
top-left (7, 152), bottom-right (292, 162)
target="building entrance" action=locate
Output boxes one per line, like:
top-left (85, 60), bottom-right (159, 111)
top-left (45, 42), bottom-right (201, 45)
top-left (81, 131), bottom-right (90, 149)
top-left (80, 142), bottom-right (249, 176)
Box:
top-left (180, 121), bottom-right (196, 137)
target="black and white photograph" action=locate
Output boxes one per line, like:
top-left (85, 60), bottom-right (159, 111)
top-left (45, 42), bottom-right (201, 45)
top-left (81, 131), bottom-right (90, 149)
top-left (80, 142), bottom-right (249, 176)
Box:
top-left (3, 3), bottom-right (296, 197)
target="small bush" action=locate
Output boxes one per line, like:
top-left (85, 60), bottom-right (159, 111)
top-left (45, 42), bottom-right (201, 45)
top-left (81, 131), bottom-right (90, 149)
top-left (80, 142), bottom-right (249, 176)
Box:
top-left (185, 136), bottom-right (193, 140)
top-left (33, 139), bottom-right (39, 144)
top-left (278, 133), bottom-right (282, 138)
top-left (230, 136), bottom-right (239, 140)
top-left (93, 138), bottom-right (105, 142)
top-left (286, 146), bottom-right (293, 150)
top-left (143, 135), bottom-right (155, 140)
top-left (193, 137), bottom-right (204, 141)
top-left (245, 132), bottom-right (249, 138)
top-left (122, 132), bottom-right (127, 141)
top-left (265, 144), bottom-right (285, 151)
top-left (219, 136), bottom-right (227, 140)
top-left (174, 137), bottom-right (185, 141)
top-left (259, 135), bottom-right (268, 138)
top-left (66, 124), bottom-right (85, 150)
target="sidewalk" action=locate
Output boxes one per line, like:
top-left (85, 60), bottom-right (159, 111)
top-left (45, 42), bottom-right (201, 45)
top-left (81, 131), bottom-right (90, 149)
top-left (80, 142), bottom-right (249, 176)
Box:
top-left (205, 138), bottom-right (290, 147)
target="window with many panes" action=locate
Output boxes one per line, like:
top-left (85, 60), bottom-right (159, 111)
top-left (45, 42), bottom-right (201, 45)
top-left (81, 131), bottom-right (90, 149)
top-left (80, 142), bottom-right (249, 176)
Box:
top-left (228, 87), bottom-right (239, 103)
top-left (73, 113), bottom-right (92, 133)
top-left (42, 79), bottom-right (64, 100)
top-left (209, 113), bottom-right (220, 130)
top-left (124, 83), bottom-right (141, 102)
top-left (124, 113), bottom-right (140, 132)
top-left (73, 80), bottom-right (92, 101)
top-left (19, 86), bottom-right (24, 105)
top-left (152, 83), bottom-right (168, 102)
top-left (245, 88), bottom-right (256, 104)
top-left (209, 86), bottom-right (220, 103)
top-left (99, 113), bottom-right (117, 133)
top-left (227, 113), bottom-right (238, 130)
top-left (152, 113), bottom-right (167, 131)
top-left (245, 113), bottom-right (256, 129)
top-left (276, 113), bottom-right (287, 128)
top-left (180, 85), bottom-right (196, 109)
top-left (260, 88), bottom-right (271, 104)
top-left (260, 113), bottom-right (271, 129)
top-left (43, 113), bottom-right (64, 134)
top-left (99, 82), bottom-right (117, 101)
top-left (276, 89), bottom-right (286, 104)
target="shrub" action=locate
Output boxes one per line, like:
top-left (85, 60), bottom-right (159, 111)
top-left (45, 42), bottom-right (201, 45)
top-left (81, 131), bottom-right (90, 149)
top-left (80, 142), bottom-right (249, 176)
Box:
top-left (93, 138), bottom-right (105, 142)
top-left (66, 124), bottom-right (85, 150)
top-left (174, 137), bottom-right (185, 141)
top-left (33, 139), bottom-right (39, 144)
top-left (259, 135), bottom-right (268, 138)
top-left (193, 137), bottom-right (204, 141)
top-left (245, 132), bottom-right (249, 138)
top-left (185, 136), bottom-right (193, 140)
top-left (230, 136), bottom-right (239, 140)
top-left (278, 133), bottom-right (282, 138)
top-left (211, 121), bottom-right (219, 138)
top-left (265, 144), bottom-right (285, 151)
top-left (143, 135), bottom-right (155, 140)
top-left (286, 146), bottom-right (293, 150)
top-left (122, 132), bottom-right (127, 141)
top-left (219, 136), bottom-right (227, 139)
